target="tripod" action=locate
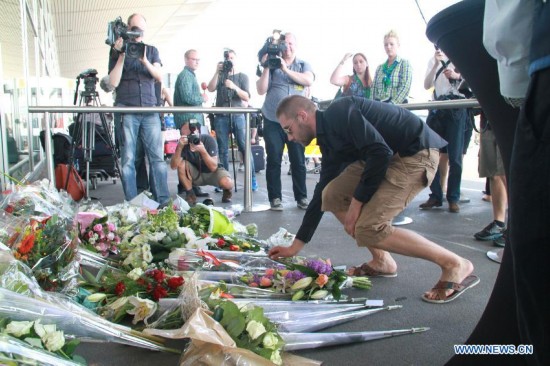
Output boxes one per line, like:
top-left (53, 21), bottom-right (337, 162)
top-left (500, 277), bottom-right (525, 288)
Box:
top-left (70, 89), bottom-right (121, 199)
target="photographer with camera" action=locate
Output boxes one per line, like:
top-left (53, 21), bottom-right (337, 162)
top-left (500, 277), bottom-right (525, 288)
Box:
top-left (170, 121), bottom-right (234, 206)
top-left (206, 49), bottom-right (258, 191)
top-left (256, 32), bottom-right (315, 211)
top-left (107, 13), bottom-right (169, 206)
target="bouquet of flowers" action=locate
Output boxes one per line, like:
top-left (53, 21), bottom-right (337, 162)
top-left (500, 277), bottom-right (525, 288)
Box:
top-left (209, 300), bottom-right (285, 365)
top-left (0, 317), bottom-right (85, 364)
top-left (78, 216), bottom-right (121, 257)
top-left (240, 258), bottom-right (372, 301)
top-left (6, 215), bottom-right (80, 294)
top-left (82, 266), bottom-right (185, 324)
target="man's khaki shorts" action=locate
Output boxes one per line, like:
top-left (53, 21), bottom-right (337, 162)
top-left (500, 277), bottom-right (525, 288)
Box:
top-left (185, 163), bottom-right (231, 187)
top-left (321, 149), bottom-right (439, 246)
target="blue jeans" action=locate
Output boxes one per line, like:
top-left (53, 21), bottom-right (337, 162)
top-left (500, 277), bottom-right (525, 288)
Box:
top-left (120, 112), bottom-right (169, 204)
top-left (263, 117), bottom-right (307, 201)
top-left (426, 108), bottom-right (468, 203)
top-left (214, 114), bottom-right (255, 177)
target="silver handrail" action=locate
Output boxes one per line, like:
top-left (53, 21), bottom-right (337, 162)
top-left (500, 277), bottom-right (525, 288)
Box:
top-left (28, 99), bottom-right (480, 211)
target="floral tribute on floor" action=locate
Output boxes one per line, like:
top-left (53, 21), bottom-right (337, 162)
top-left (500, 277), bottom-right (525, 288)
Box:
top-left (0, 181), bottom-right (428, 365)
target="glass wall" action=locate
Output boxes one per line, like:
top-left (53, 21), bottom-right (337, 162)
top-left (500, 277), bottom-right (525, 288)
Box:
top-left (1, 0), bottom-right (73, 191)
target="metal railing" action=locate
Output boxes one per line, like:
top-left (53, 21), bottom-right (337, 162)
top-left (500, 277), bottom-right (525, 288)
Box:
top-left (28, 99), bottom-right (480, 212)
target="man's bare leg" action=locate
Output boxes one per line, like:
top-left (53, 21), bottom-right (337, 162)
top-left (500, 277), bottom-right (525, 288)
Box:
top-left (334, 210), bottom-right (474, 299)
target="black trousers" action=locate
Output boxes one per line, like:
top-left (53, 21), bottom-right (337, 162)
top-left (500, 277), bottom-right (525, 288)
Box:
top-left (428, 1), bottom-right (549, 365)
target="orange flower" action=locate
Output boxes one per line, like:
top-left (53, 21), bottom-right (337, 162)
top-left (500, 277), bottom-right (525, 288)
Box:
top-left (18, 233), bottom-right (36, 255)
top-left (315, 274), bottom-right (329, 288)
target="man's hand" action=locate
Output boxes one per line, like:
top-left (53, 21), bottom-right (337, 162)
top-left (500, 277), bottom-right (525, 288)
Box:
top-left (268, 239), bottom-right (304, 259)
top-left (114, 37), bottom-right (124, 53)
top-left (139, 45), bottom-right (148, 65)
top-left (344, 198), bottom-right (363, 238)
top-left (189, 140), bottom-right (205, 154)
top-left (443, 68), bottom-right (460, 81)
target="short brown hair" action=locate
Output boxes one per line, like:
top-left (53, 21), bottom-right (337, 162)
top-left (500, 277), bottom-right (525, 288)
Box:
top-left (276, 95), bottom-right (316, 120)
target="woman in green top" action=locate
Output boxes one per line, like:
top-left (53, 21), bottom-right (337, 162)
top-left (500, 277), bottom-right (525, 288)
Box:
top-left (372, 30), bottom-right (413, 104)
top-left (330, 52), bottom-right (373, 99)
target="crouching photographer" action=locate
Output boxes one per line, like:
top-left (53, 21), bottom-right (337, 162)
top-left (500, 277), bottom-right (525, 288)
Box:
top-left (170, 121), bottom-right (234, 206)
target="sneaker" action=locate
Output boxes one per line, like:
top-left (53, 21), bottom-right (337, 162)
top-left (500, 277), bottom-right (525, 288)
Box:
top-left (238, 163), bottom-right (244, 172)
top-left (419, 198), bottom-right (442, 209)
top-left (222, 189), bottom-right (232, 203)
top-left (251, 176), bottom-right (258, 191)
top-left (493, 229), bottom-right (507, 247)
top-left (214, 187), bottom-right (223, 193)
top-left (270, 198), bottom-right (283, 211)
top-left (297, 198), bottom-right (309, 210)
top-left (474, 221), bottom-right (505, 241)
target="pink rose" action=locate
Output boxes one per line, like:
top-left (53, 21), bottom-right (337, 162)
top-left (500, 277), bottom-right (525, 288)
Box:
top-left (93, 224), bottom-right (103, 232)
top-left (315, 274), bottom-right (329, 288)
top-left (107, 223), bottom-right (116, 232)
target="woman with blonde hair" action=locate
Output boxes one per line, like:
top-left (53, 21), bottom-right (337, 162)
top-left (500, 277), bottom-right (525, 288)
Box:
top-left (330, 52), bottom-right (373, 99)
top-left (373, 30), bottom-right (412, 104)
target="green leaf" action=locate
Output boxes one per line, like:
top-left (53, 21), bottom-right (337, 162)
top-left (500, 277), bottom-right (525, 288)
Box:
top-left (225, 316), bottom-right (246, 338)
top-left (63, 339), bottom-right (81, 355)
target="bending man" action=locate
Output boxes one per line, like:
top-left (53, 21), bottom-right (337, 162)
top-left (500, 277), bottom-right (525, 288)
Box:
top-left (268, 95), bottom-right (478, 303)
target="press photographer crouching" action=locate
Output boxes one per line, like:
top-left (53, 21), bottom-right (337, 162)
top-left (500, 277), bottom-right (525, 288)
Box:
top-left (170, 121), bottom-right (234, 206)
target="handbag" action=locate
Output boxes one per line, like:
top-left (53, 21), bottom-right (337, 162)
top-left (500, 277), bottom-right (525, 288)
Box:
top-left (55, 164), bottom-right (86, 201)
top-left (333, 75), bottom-right (354, 100)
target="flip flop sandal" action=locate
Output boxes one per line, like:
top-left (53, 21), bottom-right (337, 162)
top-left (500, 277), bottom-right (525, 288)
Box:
top-left (347, 263), bottom-right (398, 278)
top-left (421, 275), bottom-right (480, 304)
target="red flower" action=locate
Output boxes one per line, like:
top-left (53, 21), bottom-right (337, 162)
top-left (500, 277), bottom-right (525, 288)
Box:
top-left (148, 269), bottom-right (165, 282)
top-left (18, 233), bottom-right (36, 255)
top-left (167, 276), bottom-right (184, 290)
top-left (217, 238), bottom-right (226, 248)
top-left (229, 245), bottom-right (239, 251)
top-left (114, 281), bottom-right (126, 296)
top-left (152, 285), bottom-right (168, 301)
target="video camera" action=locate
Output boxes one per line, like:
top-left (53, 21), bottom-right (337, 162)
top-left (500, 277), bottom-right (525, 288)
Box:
top-left (73, 69), bottom-right (99, 105)
top-left (221, 50), bottom-right (233, 74)
top-left (257, 30), bottom-right (287, 70)
top-left (105, 16), bottom-right (146, 58)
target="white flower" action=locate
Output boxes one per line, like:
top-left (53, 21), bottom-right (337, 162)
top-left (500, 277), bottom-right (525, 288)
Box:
top-left (34, 320), bottom-right (56, 338)
top-left (141, 244), bottom-right (151, 254)
top-left (43, 330), bottom-right (65, 352)
top-left (142, 249), bottom-right (153, 263)
top-left (310, 289), bottom-right (329, 300)
top-left (246, 320), bottom-right (266, 340)
top-left (109, 296), bottom-right (129, 310)
top-left (127, 268), bottom-right (144, 281)
top-left (262, 332), bottom-right (279, 350)
top-left (291, 277), bottom-right (313, 291)
top-left (6, 321), bottom-right (34, 337)
top-left (86, 293), bottom-right (108, 303)
top-left (270, 349), bottom-right (283, 365)
top-left (126, 296), bottom-right (157, 325)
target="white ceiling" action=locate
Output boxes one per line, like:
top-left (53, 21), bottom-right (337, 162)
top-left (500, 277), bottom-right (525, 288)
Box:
top-left (0, 0), bottom-right (218, 81)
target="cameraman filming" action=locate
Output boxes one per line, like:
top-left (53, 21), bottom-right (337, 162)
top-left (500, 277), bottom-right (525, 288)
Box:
top-left (170, 121), bottom-right (234, 206)
top-left (108, 13), bottom-right (169, 206)
top-left (207, 49), bottom-right (258, 191)
top-left (256, 32), bottom-right (315, 211)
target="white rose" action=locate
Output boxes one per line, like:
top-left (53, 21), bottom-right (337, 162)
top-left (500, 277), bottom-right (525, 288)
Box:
top-left (34, 320), bottom-right (56, 338)
top-left (6, 321), bottom-right (34, 337)
top-left (43, 330), bottom-right (65, 352)
top-left (127, 268), bottom-right (144, 281)
top-left (270, 349), bottom-right (283, 365)
top-left (262, 332), bottom-right (279, 350)
top-left (246, 320), bottom-right (266, 340)
top-left (142, 250), bottom-right (153, 263)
